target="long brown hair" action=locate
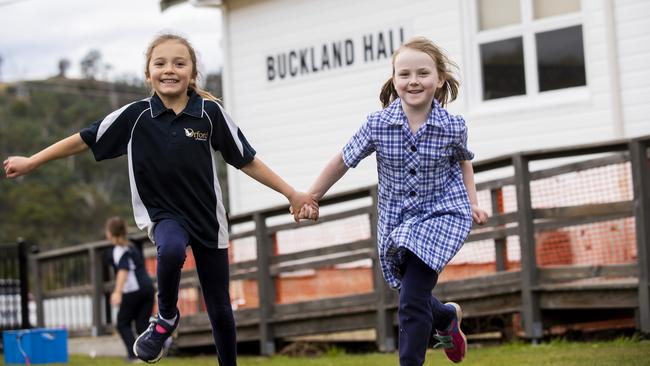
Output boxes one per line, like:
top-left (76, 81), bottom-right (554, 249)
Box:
top-left (379, 37), bottom-right (459, 108)
top-left (144, 33), bottom-right (219, 101)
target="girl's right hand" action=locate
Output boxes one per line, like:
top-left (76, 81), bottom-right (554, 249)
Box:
top-left (110, 291), bottom-right (122, 306)
top-left (3, 156), bottom-right (34, 179)
top-left (471, 204), bottom-right (489, 225)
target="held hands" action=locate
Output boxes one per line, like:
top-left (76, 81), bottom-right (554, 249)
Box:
top-left (3, 156), bottom-right (33, 179)
top-left (472, 204), bottom-right (489, 225)
top-left (288, 201), bottom-right (320, 222)
top-left (288, 190), bottom-right (319, 223)
top-left (297, 202), bottom-right (319, 221)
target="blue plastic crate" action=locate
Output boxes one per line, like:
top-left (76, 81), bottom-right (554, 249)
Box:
top-left (3, 328), bottom-right (68, 364)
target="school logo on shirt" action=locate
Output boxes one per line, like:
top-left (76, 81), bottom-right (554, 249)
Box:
top-left (184, 128), bottom-right (208, 141)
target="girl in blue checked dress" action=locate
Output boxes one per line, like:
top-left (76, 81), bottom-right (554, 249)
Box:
top-left (300, 37), bottom-right (488, 366)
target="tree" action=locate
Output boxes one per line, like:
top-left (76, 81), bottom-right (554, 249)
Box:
top-left (0, 78), bottom-right (148, 249)
top-left (80, 50), bottom-right (102, 80)
top-left (57, 58), bottom-right (70, 78)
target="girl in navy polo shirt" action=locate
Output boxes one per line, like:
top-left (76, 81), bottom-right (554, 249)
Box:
top-left (105, 216), bottom-right (155, 363)
top-left (299, 37), bottom-right (488, 366)
top-left (4, 33), bottom-right (317, 365)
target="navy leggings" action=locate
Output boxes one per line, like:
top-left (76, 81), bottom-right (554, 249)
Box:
top-left (154, 219), bottom-right (236, 366)
top-left (398, 250), bottom-right (455, 366)
top-left (117, 286), bottom-right (154, 359)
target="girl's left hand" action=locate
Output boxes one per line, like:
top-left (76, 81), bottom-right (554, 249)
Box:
top-left (472, 205), bottom-right (488, 225)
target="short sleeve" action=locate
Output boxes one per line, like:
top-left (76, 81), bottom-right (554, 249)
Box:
top-left (208, 102), bottom-right (256, 169)
top-left (79, 102), bottom-right (137, 161)
top-left (452, 119), bottom-right (474, 162)
top-left (116, 251), bottom-right (132, 271)
top-left (342, 120), bottom-right (375, 168)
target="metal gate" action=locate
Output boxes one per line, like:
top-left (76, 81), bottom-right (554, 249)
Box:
top-left (0, 239), bottom-right (31, 335)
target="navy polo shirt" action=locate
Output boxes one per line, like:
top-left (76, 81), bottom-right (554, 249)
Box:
top-left (110, 244), bottom-right (153, 293)
top-left (80, 91), bottom-right (256, 248)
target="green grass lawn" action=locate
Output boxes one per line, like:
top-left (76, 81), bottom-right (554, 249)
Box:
top-left (2, 338), bottom-right (648, 365)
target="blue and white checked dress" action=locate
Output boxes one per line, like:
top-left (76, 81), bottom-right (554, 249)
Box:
top-left (342, 98), bottom-right (474, 289)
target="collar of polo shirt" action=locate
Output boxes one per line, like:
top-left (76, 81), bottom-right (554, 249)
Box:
top-left (150, 90), bottom-right (203, 118)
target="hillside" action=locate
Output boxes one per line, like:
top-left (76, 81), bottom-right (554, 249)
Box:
top-left (0, 78), bottom-right (147, 249)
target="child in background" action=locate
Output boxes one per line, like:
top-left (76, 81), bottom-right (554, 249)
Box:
top-left (4, 33), bottom-right (317, 365)
top-left (106, 216), bottom-right (154, 363)
top-left (299, 37), bottom-right (488, 365)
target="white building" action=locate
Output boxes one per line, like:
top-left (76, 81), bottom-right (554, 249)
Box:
top-left (166, 0), bottom-right (650, 215)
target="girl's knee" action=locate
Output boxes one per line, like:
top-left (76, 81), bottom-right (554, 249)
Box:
top-left (203, 292), bottom-right (233, 313)
top-left (157, 243), bottom-right (186, 267)
top-left (399, 290), bottom-right (432, 314)
top-left (208, 295), bottom-right (232, 311)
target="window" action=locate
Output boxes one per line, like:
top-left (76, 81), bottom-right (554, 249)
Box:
top-left (535, 26), bottom-right (586, 92)
top-left (480, 37), bottom-right (525, 100)
top-left (472, 0), bottom-right (585, 101)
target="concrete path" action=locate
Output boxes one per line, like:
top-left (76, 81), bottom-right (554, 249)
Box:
top-left (68, 334), bottom-right (126, 357)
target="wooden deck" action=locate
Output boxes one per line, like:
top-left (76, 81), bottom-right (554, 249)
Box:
top-left (172, 264), bottom-right (639, 348)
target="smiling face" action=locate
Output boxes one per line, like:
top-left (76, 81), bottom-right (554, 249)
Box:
top-left (146, 40), bottom-right (195, 103)
top-left (392, 47), bottom-right (444, 111)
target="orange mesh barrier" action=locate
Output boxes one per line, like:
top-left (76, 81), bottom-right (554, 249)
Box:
top-left (146, 157), bottom-right (640, 312)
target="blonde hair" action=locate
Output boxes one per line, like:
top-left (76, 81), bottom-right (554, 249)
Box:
top-left (379, 37), bottom-right (459, 108)
top-left (144, 33), bottom-right (219, 101)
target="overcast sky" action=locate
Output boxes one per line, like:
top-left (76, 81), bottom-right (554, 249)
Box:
top-left (0, 0), bottom-right (223, 83)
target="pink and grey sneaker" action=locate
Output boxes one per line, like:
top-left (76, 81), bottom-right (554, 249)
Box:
top-left (433, 302), bottom-right (467, 363)
top-left (133, 310), bottom-right (179, 363)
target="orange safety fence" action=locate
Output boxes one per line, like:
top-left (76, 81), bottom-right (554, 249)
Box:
top-left (145, 159), bottom-right (640, 314)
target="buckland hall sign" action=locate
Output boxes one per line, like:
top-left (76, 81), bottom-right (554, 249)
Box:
top-left (266, 27), bottom-right (406, 82)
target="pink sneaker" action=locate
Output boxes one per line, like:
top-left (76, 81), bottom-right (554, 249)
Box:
top-left (433, 302), bottom-right (467, 363)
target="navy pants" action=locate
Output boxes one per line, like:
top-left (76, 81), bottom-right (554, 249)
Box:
top-left (117, 286), bottom-right (154, 359)
top-left (154, 219), bottom-right (236, 366)
top-left (398, 250), bottom-right (455, 366)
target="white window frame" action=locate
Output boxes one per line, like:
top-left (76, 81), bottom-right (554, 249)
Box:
top-left (462, 0), bottom-right (589, 117)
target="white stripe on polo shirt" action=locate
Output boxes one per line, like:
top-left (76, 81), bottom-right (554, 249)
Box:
top-left (203, 100), bottom-right (231, 248)
top-left (210, 149), bottom-right (229, 247)
top-left (128, 107), bottom-right (154, 236)
top-left (95, 100), bottom-right (142, 142)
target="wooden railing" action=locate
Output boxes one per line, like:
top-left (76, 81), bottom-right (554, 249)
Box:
top-left (27, 134), bottom-right (650, 352)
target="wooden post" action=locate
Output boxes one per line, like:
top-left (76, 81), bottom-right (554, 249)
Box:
top-left (513, 153), bottom-right (542, 341)
top-left (89, 247), bottom-right (104, 336)
top-left (490, 188), bottom-right (508, 271)
top-left (101, 247), bottom-right (113, 326)
top-left (254, 213), bottom-right (276, 355)
top-left (31, 251), bottom-right (44, 328)
top-left (370, 187), bottom-right (396, 352)
top-left (630, 138), bottom-right (650, 333)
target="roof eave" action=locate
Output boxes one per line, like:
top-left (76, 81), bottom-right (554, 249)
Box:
top-left (160, 0), bottom-right (222, 11)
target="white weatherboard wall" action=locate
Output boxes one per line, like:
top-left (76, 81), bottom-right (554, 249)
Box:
top-left (616, 0), bottom-right (650, 137)
top-left (220, 0), bottom-right (650, 215)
